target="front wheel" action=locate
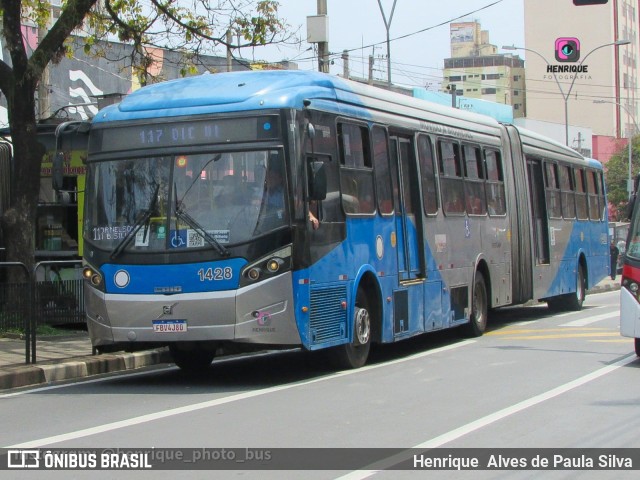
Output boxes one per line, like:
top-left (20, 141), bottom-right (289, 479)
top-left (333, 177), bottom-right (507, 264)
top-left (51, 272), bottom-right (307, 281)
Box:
top-left (169, 343), bottom-right (216, 372)
top-left (327, 290), bottom-right (372, 369)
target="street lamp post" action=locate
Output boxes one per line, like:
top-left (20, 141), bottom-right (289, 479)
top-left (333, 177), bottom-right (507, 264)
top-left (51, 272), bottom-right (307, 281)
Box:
top-left (594, 99), bottom-right (639, 199)
top-left (503, 40), bottom-right (630, 147)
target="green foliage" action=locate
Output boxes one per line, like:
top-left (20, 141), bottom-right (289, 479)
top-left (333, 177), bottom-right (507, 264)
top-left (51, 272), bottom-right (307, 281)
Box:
top-left (604, 136), bottom-right (639, 220)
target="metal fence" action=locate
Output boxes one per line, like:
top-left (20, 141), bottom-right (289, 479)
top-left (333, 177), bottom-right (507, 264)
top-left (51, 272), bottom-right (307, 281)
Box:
top-left (1, 260), bottom-right (85, 364)
top-left (0, 261), bottom-right (35, 363)
top-left (34, 260), bottom-right (85, 327)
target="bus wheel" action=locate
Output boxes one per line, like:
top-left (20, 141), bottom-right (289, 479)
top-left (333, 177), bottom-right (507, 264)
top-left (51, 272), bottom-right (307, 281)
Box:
top-left (461, 272), bottom-right (488, 337)
top-left (635, 338), bottom-right (640, 357)
top-left (328, 290), bottom-right (372, 369)
top-left (169, 343), bottom-right (215, 372)
top-left (566, 265), bottom-right (585, 311)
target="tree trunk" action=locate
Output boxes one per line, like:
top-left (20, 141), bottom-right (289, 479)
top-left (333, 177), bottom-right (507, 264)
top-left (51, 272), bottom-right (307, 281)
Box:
top-left (0, 80), bottom-right (44, 276)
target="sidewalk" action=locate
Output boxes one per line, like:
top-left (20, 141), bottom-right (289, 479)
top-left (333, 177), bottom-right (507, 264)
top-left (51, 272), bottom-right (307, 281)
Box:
top-left (0, 277), bottom-right (622, 391)
top-left (0, 333), bottom-right (171, 390)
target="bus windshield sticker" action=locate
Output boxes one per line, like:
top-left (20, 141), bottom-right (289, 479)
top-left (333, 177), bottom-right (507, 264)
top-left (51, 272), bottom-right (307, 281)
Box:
top-left (170, 229), bottom-right (230, 248)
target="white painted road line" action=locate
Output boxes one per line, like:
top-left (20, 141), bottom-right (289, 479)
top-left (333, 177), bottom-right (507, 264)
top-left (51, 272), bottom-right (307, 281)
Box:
top-left (4, 340), bottom-right (475, 448)
top-left (559, 311), bottom-right (619, 327)
top-left (336, 353), bottom-right (638, 480)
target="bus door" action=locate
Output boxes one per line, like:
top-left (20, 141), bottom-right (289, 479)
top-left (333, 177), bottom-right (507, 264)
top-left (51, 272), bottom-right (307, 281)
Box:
top-left (527, 158), bottom-right (550, 264)
top-left (389, 136), bottom-right (423, 281)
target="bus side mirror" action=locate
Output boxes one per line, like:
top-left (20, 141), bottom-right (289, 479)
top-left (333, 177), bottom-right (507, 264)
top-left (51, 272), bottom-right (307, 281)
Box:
top-left (52, 152), bottom-right (64, 191)
top-left (308, 161), bottom-right (327, 201)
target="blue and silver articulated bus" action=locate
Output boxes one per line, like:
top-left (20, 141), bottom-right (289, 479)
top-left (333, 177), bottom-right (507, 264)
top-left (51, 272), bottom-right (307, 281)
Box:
top-left (82, 70), bottom-right (609, 371)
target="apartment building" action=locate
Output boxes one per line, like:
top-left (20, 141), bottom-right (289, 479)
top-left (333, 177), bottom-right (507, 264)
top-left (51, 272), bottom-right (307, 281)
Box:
top-left (442, 21), bottom-right (527, 117)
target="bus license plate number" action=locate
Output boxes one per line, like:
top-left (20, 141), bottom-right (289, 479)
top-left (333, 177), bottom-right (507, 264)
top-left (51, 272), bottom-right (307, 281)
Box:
top-left (152, 320), bottom-right (188, 333)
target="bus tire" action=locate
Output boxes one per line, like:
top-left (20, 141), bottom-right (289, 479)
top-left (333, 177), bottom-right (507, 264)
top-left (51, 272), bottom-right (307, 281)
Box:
top-left (169, 343), bottom-right (215, 372)
top-left (328, 289), bottom-right (372, 369)
top-left (566, 265), bottom-right (586, 311)
top-left (461, 271), bottom-right (488, 337)
top-left (635, 338), bottom-right (640, 357)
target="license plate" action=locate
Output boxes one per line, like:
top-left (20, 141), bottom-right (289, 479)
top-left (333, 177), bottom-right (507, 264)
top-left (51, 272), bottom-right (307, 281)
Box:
top-left (152, 319), bottom-right (188, 333)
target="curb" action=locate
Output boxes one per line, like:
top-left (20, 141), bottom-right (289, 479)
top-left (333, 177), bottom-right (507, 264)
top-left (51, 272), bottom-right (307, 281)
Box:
top-left (0, 347), bottom-right (172, 391)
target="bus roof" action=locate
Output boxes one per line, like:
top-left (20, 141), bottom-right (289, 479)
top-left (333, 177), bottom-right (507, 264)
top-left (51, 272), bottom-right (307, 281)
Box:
top-left (92, 70), bottom-right (502, 134)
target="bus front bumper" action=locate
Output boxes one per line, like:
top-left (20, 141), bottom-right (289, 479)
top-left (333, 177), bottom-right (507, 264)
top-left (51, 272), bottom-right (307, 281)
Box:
top-left (620, 287), bottom-right (640, 339)
top-left (85, 272), bottom-right (302, 347)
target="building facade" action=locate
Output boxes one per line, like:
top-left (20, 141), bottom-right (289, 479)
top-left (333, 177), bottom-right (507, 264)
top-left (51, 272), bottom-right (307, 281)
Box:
top-left (442, 21), bottom-right (527, 117)
top-left (522, 0), bottom-right (639, 154)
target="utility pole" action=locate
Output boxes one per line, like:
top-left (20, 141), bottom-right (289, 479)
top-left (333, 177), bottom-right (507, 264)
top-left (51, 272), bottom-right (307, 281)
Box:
top-left (317, 0), bottom-right (329, 73)
top-left (368, 56), bottom-right (374, 85)
top-left (376, 0), bottom-right (398, 87)
top-left (448, 84), bottom-right (458, 108)
top-left (342, 50), bottom-right (349, 78)
top-left (226, 30), bottom-right (233, 72)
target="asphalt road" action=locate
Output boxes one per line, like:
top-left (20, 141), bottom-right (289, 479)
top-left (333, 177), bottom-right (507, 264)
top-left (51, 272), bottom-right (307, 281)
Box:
top-left (1, 290), bottom-right (638, 479)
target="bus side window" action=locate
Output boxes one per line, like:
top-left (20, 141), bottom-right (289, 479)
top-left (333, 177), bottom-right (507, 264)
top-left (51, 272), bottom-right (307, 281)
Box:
top-left (586, 169), bottom-right (600, 221)
top-left (575, 168), bottom-right (588, 220)
top-left (372, 126), bottom-right (393, 215)
top-left (484, 149), bottom-right (506, 216)
top-left (462, 144), bottom-right (486, 215)
top-left (596, 171), bottom-right (606, 221)
top-left (544, 162), bottom-right (562, 219)
top-left (438, 139), bottom-right (464, 215)
top-left (559, 164), bottom-right (576, 219)
top-left (338, 122), bottom-right (374, 215)
top-left (417, 134), bottom-right (438, 215)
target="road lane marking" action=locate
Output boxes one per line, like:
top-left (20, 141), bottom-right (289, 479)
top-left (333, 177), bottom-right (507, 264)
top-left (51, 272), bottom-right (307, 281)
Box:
top-left (3, 340), bottom-right (475, 448)
top-left (486, 327), bottom-right (607, 336)
top-left (336, 353), bottom-right (638, 480)
top-left (501, 332), bottom-right (619, 340)
top-left (559, 312), bottom-right (619, 327)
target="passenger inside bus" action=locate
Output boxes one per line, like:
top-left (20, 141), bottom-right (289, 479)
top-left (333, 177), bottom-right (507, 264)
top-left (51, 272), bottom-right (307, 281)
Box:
top-left (445, 190), bottom-right (465, 214)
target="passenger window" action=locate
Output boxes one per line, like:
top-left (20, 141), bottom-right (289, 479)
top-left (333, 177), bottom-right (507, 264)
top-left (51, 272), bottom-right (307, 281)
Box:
top-left (484, 149), bottom-right (506, 216)
top-left (544, 162), bottom-right (562, 219)
top-left (559, 164), bottom-right (576, 219)
top-left (463, 144), bottom-right (486, 215)
top-left (438, 139), bottom-right (464, 215)
top-left (338, 122), bottom-right (374, 215)
top-left (417, 134), bottom-right (438, 215)
top-left (372, 126), bottom-right (393, 215)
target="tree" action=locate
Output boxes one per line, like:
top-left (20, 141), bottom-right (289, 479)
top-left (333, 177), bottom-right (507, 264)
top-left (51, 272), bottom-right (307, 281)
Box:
top-left (604, 136), bottom-right (638, 221)
top-left (0, 0), bottom-right (291, 272)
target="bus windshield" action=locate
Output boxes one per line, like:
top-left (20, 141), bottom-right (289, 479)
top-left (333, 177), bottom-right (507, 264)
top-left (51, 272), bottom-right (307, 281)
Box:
top-left (627, 211), bottom-right (640, 260)
top-left (84, 149), bottom-right (288, 253)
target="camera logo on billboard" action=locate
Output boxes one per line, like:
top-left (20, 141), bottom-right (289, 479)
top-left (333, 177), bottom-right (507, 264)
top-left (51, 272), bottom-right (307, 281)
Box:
top-left (555, 37), bottom-right (581, 62)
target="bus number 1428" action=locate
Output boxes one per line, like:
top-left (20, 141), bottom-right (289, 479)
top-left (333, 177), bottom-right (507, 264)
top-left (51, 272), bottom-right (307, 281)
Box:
top-left (198, 267), bottom-right (233, 281)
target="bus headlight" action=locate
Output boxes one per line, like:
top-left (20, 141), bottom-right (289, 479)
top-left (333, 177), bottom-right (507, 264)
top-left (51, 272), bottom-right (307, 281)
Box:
top-left (267, 258), bottom-right (284, 273)
top-left (622, 278), bottom-right (640, 300)
top-left (247, 267), bottom-right (262, 281)
top-left (83, 265), bottom-right (104, 290)
top-left (241, 245), bottom-right (291, 286)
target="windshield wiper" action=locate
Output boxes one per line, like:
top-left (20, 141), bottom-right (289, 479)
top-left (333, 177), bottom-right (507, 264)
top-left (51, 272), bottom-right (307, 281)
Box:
top-left (174, 188), bottom-right (230, 257)
top-left (110, 184), bottom-right (160, 260)
top-left (178, 153), bottom-right (222, 206)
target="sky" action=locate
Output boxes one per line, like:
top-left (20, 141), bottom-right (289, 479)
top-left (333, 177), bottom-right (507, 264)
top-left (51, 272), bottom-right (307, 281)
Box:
top-left (251, 0), bottom-right (525, 89)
